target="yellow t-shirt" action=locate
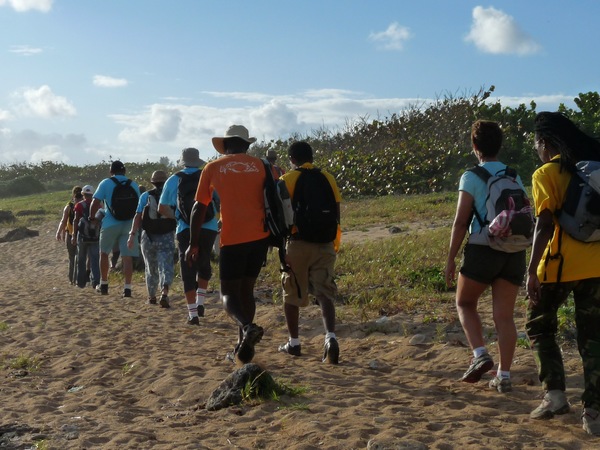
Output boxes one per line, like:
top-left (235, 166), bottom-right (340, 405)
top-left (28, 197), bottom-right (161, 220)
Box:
top-left (195, 153), bottom-right (269, 246)
top-left (532, 156), bottom-right (600, 282)
top-left (280, 162), bottom-right (342, 251)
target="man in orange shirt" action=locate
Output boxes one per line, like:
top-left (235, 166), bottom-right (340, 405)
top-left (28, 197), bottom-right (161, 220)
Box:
top-left (186, 125), bottom-right (269, 364)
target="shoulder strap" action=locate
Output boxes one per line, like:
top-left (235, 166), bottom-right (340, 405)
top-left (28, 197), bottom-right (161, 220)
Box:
top-left (468, 165), bottom-right (492, 184)
top-left (110, 176), bottom-right (120, 186)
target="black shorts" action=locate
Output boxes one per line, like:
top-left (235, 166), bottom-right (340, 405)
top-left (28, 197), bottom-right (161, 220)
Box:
top-left (460, 243), bottom-right (526, 286)
top-left (219, 238), bottom-right (269, 281)
top-left (177, 228), bottom-right (218, 292)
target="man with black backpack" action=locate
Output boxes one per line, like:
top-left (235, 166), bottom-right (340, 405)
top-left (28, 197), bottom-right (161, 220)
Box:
top-left (158, 148), bottom-right (219, 318)
top-left (89, 160), bottom-right (141, 297)
top-left (127, 170), bottom-right (176, 306)
top-left (71, 185), bottom-right (100, 289)
top-left (277, 141), bottom-right (342, 364)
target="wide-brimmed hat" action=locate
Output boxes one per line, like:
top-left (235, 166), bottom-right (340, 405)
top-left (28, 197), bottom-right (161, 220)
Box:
top-left (178, 147), bottom-right (205, 168)
top-left (212, 125), bottom-right (256, 154)
top-left (82, 185), bottom-right (94, 195)
top-left (150, 170), bottom-right (168, 184)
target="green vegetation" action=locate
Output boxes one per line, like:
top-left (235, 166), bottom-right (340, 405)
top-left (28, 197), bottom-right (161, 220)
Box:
top-left (7, 354), bottom-right (42, 372)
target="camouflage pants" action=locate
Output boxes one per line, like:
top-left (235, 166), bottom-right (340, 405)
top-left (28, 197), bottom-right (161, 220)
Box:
top-left (526, 278), bottom-right (600, 409)
top-left (140, 231), bottom-right (175, 297)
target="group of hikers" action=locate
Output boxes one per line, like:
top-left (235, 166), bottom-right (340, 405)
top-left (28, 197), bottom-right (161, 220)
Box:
top-left (55, 115), bottom-right (600, 437)
top-left (445, 112), bottom-right (600, 437)
top-left (55, 125), bottom-right (343, 368)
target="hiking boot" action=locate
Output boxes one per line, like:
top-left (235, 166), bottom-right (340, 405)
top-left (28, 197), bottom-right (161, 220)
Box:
top-left (159, 294), bottom-right (170, 309)
top-left (97, 284), bottom-right (108, 295)
top-left (489, 376), bottom-right (512, 393)
top-left (187, 316), bottom-right (200, 326)
top-left (461, 353), bottom-right (494, 383)
top-left (198, 304), bottom-right (205, 317)
top-left (278, 342), bottom-right (302, 357)
top-left (236, 324), bottom-right (264, 364)
top-left (147, 296), bottom-right (157, 305)
top-left (530, 390), bottom-right (570, 420)
top-left (583, 408), bottom-right (600, 436)
top-left (122, 288), bottom-right (132, 298)
top-left (322, 337), bottom-right (339, 364)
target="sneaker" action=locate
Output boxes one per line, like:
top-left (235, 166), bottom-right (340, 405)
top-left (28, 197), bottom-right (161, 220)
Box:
top-left (122, 288), bottom-right (132, 298)
top-left (530, 390), bottom-right (570, 420)
top-left (322, 337), bottom-right (339, 364)
top-left (225, 343), bottom-right (241, 363)
top-left (278, 342), bottom-right (302, 357)
top-left (236, 323), bottom-right (264, 364)
top-left (461, 353), bottom-right (494, 383)
top-left (97, 284), bottom-right (108, 295)
top-left (159, 294), bottom-right (170, 309)
top-left (147, 296), bottom-right (157, 305)
top-left (187, 316), bottom-right (200, 326)
top-left (583, 408), bottom-right (600, 436)
top-left (489, 376), bottom-right (512, 393)
top-left (198, 304), bottom-right (205, 317)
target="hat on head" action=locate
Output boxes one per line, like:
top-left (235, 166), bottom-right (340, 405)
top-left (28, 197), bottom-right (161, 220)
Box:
top-left (212, 125), bottom-right (256, 154)
top-left (82, 185), bottom-right (94, 195)
top-left (110, 160), bottom-right (126, 173)
top-left (150, 170), bottom-right (168, 184)
top-left (178, 147), bottom-right (205, 168)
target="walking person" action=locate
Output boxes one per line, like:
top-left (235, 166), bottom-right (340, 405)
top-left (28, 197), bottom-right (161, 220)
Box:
top-left (444, 120), bottom-right (527, 392)
top-left (266, 149), bottom-right (285, 179)
top-left (277, 141), bottom-right (342, 364)
top-left (127, 171), bottom-right (176, 305)
top-left (89, 160), bottom-right (140, 297)
top-left (526, 111), bottom-right (600, 435)
top-left (158, 148), bottom-right (219, 316)
top-left (71, 185), bottom-right (100, 289)
top-left (56, 186), bottom-right (82, 285)
top-left (185, 125), bottom-right (268, 364)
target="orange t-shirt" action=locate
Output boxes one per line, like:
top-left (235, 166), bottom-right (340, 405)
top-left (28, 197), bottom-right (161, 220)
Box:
top-left (195, 153), bottom-right (269, 246)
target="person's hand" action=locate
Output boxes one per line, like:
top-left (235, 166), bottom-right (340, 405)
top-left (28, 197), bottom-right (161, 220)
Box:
top-left (527, 273), bottom-right (541, 305)
top-left (71, 235), bottom-right (77, 246)
top-left (127, 233), bottom-right (135, 250)
top-left (185, 245), bottom-right (199, 267)
top-left (444, 259), bottom-right (456, 289)
top-left (56, 230), bottom-right (63, 241)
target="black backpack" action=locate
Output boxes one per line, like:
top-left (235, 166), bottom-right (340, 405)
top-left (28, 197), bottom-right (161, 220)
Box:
top-left (292, 168), bottom-right (338, 243)
top-left (176, 170), bottom-right (215, 224)
top-left (78, 201), bottom-right (100, 242)
top-left (108, 177), bottom-right (138, 221)
top-left (141, 188), bottom-right (177, 235)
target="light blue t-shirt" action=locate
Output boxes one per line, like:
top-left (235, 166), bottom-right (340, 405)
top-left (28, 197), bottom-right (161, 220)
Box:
top-left (159, 167), bottom-right (219, 234)
top-left (135, 190), bottom-right (151, 214)
top-left (459, 161), bottom-right (526, 234)
top-left (93, 174), bottom-right (141, 229)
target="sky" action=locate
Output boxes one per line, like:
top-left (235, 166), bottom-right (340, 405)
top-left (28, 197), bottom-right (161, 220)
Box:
top-left (1, 0), bottom-right (599, 166)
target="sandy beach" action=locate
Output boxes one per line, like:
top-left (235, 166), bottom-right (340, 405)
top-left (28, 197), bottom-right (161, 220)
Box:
top-left (0, 221), bottom-right (595, 449)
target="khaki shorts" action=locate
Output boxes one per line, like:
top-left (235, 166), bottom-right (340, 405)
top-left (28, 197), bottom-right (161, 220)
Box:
top-left (282, 240), bottom-right (337, 307)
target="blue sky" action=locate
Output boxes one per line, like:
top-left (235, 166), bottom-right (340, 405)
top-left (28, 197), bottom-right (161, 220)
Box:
top-left (1, 0), bottom-right (599, 166)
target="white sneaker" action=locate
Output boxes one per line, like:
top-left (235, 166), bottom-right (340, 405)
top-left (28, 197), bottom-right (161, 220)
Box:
top-left (583, 408), bottom-right (600, 436)
top-left (530, 390), bottom-right (570, 420)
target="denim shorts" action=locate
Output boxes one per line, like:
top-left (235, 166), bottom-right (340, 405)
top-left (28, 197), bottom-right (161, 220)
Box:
top-left (460, 243), bottom-right (526, 286)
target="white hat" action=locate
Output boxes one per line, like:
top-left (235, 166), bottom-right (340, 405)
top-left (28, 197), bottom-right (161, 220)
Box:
top-left (82, 185), bottom-right (94, 195)
top-left (212, 125), bottom-right (256, 154)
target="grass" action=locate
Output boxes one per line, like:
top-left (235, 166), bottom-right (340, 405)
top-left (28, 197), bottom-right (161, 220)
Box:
top-left (7, 354), bottom-right (42, 372)
top-left (0, 322), bottom-right (9, 332)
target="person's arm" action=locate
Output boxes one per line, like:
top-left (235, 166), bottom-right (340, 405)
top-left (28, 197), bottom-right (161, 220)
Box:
top-left (157, 203), bottom-right (175, 220)
top-left (127, 212), bottom-right (142, 249)
top-left (445, 190), bottom-right (474, 288)
top-left (526, 209), bottom-right (555, 304)
top-left (89, 198), bottom-right (102, 221)
top-left (56, 204), bottom-right (70, 241)
top-left (185, 201), bottom-right (208, 265)
top-left (71, 206), bottom-right (82, 246)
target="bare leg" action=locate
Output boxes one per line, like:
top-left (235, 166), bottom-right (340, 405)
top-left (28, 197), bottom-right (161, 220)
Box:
top-left (491, 278), bottom-right (519, 372)
top-left (456, 273), bottom-right (489, 350)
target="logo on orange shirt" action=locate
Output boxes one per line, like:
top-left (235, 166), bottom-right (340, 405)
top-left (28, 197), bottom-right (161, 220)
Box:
top-left (219, 161), bottom-right (260, 174)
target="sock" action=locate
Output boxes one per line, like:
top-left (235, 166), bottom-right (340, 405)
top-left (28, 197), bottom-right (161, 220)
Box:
top-left (325, 332), bottom-right (336, 341)
top-left (289, 337), bottom-right (301, 347)
top-left (196, 288), bottom-right (206, 306)
top-left (473, 347), bottom-right (487, 358)
top-left (497, 370), bottom-right (510, 380)
top-left (124, 284), bottom-right (132, 290)
top-left (100, 280), bottom-right (108, 286)
top-left (187, 303), bottom-right (198, 319)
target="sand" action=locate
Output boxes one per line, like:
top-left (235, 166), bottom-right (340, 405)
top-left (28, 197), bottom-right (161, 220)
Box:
top-left (0, 221), bottom-right (595, 449)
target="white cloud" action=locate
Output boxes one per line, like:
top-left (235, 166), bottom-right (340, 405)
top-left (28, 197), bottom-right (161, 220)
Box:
top-left (465, 6), bottom-right (541, 55)
top-left (30, 145), bottom-right (70, 163)
top-left (9, 45), bottom-right (43, 56)
top-left (0, 0), bottom-right (53, 12)
top-left (117, 104), bottom-right (182, 143)
top-left (368, 22), bottom-right (412, 51)
top-left (93, 75), bottom-right (128, 88)
top-left (15, 85), bottom-right (76, 118)
top-left (0, 109), bottom-right (13, 122)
